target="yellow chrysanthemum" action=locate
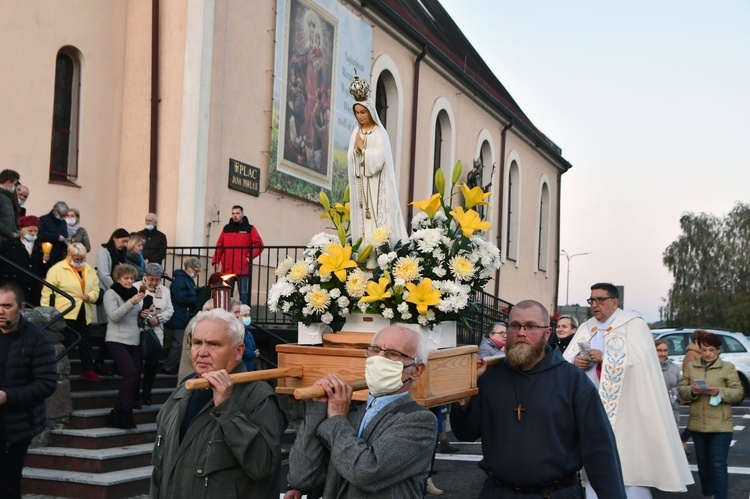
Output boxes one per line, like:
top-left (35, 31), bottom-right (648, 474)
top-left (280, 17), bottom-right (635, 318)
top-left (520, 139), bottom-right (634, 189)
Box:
top-left (392, 256), bottom-right (422, 282)
top-left (460, 183), bottom-right (492, 209)
top-left (449, 255), bottom-right (475, 280)
top-left (410, 193), bottom-right (442, 219)
top-left (358, 278), bottom-right (393, 304)
top-left (317, 244), bottom-right (358, 282)
top-left (368, 226), bottom-right (392, 247)
top-left (345, 268), bottom-right (368, 298)
top-left (305, 286), bottom-right (330, 313)
top-left (449, 206), bottom-right (491, 237)
top-left (405, 278), bottom-right (441, 315)
top-left (288, 262), bottom-right (310, 283)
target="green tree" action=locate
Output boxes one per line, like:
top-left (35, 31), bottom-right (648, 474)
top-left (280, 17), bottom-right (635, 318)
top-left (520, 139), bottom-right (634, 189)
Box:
top-left (661, 202), bottom-right (750, 332)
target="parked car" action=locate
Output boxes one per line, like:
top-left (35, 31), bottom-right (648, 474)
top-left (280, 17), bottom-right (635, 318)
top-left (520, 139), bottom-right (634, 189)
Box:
top-left (653, 327), bottom-right (750, 401)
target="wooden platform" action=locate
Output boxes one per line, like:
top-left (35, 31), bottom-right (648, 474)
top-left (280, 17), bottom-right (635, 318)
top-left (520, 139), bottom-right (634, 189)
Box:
top-left (275, 343), bottom-right (478, 407)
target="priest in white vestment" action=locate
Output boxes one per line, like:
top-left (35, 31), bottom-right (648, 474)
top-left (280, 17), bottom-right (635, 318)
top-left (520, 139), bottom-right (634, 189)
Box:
top-left (564, 283), bottom-right (693, 498)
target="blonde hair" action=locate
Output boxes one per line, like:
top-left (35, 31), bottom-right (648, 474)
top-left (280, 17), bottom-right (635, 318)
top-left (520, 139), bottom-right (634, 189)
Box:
top-left (127, 233), bottom-right (146, 252)
top-left (67, 243), bottom-right (87, 257)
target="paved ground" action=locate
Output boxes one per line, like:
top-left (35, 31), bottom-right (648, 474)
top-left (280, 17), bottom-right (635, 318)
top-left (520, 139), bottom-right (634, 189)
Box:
top-left (24, 403), bottom-right (750, 498)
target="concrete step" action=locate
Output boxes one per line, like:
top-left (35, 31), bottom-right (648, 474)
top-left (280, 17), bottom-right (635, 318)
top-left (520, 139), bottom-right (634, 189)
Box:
top-left (22, 465), bottom-right (151, 499)
top-left (70, 405), bottom-right (163, 429)
top-left (25, 443), bottom-right (153, 474)
top-left (70, 373), bottom-right (177, 392)
top-left (49, 423), bottom-right (157, 450)
top-left (72, 388), bottom-right (173, 410)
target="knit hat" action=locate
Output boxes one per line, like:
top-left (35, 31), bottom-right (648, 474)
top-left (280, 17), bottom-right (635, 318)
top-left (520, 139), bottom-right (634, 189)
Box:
top-left (17, 215), bottom-right (41, 229)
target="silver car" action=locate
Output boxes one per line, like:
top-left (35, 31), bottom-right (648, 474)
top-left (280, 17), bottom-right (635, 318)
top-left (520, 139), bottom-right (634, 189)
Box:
top-left (653, 327), bottom-right (750, 401)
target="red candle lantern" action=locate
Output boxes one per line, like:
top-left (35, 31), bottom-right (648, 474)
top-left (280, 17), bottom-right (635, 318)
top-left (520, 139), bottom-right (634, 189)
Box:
top-left (211, 274), bottom-right (236, 311)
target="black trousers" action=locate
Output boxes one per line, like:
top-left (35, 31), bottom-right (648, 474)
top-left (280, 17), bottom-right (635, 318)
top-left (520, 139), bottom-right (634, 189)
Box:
top-left (0, 439), bottom-right (31, 499)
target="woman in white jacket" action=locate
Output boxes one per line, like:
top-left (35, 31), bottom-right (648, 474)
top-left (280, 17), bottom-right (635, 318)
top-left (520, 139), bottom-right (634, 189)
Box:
top-left (103, 263), bottom-right (147, 429)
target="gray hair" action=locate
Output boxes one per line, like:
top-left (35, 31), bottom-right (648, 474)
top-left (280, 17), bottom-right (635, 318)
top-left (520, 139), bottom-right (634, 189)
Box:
top-left (53, 201), bottom-right (69, 214)
top-left (183, 256), bottom-right (202, 271)
top-left (231, 298), bottom-right (242, 308)
top-left (487, 321), bottom-right (507, 336)
top-left (373, 326), bottom-right (429, 366)
top-left (144, 262), bottom-right (164, 277)
top-left (148, 212), bottom-right (158, 222)
top-left (191, 308), bottom-right (244, 346)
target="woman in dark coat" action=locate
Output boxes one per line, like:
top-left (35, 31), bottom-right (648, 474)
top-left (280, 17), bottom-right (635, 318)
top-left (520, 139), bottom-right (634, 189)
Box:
top-left (0, 215), bottom-right (50, 306)
top-left (163, 257), bottom-right (202, 374)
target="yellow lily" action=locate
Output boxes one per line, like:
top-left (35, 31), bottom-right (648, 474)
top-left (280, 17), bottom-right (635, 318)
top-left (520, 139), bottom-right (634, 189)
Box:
top-left (450, 206), bottom-right (492, 237)
top-left (405, 278), bottom-right (441, 315)
top-left (459, 183), bottom-right (492, 209)
top-left (410, 193), bottom-right (443, 219)
top-left (317, 244), bottom-right (358, 282)
top-left (359, 278), bottom-right (393, 304)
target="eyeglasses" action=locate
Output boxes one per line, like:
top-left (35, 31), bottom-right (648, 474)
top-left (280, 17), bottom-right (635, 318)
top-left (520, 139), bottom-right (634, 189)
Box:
top-left (507, 323), bottom-right (548, 333)
top-left (586, 296), bottom-right (615, 305)
top-left (365, 346), bottom-right (415, 365)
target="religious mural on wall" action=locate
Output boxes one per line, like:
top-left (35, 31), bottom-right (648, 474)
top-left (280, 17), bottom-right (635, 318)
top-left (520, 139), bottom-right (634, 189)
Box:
top-left (270, 0), bottom-right (372, 202)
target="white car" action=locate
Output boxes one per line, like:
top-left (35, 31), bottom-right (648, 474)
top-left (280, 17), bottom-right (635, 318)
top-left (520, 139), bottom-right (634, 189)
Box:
top-left (653, 327), bottom-right (750, 401)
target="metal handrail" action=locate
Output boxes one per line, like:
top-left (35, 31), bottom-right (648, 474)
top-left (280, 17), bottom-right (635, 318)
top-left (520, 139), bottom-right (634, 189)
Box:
top-left (0, 254), bottom-right (80, 361)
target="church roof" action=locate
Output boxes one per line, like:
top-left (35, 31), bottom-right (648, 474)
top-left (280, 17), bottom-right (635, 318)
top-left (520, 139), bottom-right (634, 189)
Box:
top-left (361, 0), bottom-right (571, 171)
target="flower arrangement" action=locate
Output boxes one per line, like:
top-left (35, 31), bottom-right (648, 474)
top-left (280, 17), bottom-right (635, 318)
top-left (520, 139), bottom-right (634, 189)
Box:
top-left (268, 162), bottom-right (501, 330)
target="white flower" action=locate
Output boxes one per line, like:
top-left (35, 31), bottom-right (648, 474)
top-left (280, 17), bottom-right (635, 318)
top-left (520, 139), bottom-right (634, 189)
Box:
top-left (346, 268), bottom-right (368, 298)
top-left (367, 226), bottom-right (392, 247)
top-left (394, 278), bottom-right (406, 287)
top-left (275, 257), bottom-right (295, 277)
top-left (330, 288), bottom-right (341, 299)
top-left (400, 311), bottom-right (412, 321)
top-left (377, 251), bottom-right (398, 267)
top-left (288, 262), bottom-right (310, 283)
top-left (449, 255), bottom-right (476, 281)
top-left (382, 308), bottom-right (394, 319)
top-left (433, 267), bottom-right (447, 278)
top-left (397, 302), bottom-right (410, 313)
top-left (304, 285), bottom-right (330, 313)
top-left (321, 312), bottom-right (334, 324)
top-left (392, 256), bottom-right (422, 282)
top-left (411, 212), bottom-right (429, 230)
top-left (337, 296), bottom-right (350, 308)
top-left (340, 307), bottom-right (350, 316)
top-left (282, 302), bottom-right (292, 313)
top-left (358, 302), bottom-right (369, 313)
top-left (412, 228), bottom-right (443, 253)
top-left (417, 314), bottom-right (429, 326)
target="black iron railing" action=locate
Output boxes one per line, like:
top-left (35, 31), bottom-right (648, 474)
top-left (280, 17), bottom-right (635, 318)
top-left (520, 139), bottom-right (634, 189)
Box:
top-left (161, 245), bottom-right (513, 348)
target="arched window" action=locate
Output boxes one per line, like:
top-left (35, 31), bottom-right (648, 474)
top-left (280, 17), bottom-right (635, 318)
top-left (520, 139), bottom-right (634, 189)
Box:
top-left (433, 110), bottom-right (452, 195)
top-left (506, 161), bottom-right (520, 261)
top-left (375, 77), bottom-right (388, 129)
top-left (50, 47), bottom-right (81, 183)
top-left (538, 182), bottom-right (551, 271)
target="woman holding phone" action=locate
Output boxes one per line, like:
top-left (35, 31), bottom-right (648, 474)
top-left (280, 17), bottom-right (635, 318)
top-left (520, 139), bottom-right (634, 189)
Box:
top-left (678, 332), bottom-right (743, 499)
top-left (103, 264), bottom-right (147, 429)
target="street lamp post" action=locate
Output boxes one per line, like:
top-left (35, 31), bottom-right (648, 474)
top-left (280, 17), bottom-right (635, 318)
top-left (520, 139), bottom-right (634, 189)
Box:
top-left (561, 250), bottom-right (591, 306)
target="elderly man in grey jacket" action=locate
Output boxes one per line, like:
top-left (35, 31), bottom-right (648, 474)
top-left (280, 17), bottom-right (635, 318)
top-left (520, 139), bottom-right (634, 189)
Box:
top-left (150, 308), bottom-right (286, 498)
top-left (285, 325), bottom-right (437, 498)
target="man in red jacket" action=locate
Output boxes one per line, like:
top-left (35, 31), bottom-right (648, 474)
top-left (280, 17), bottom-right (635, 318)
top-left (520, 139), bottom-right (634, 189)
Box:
top-left (211, 205), bottom-right (264, 304)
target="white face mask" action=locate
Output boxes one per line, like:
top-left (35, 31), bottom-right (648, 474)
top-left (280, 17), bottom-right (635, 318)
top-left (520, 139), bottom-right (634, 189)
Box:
top-left (66, 217), bottom-right (77, 226)
top-left (70, 260), bottom-right (85, 268)
top-left (144, 224), bottom-right (155, 231)
top-left (18, 199), bottom-right (24, 206)
top-left (365, 355), bottom-right (405, 397)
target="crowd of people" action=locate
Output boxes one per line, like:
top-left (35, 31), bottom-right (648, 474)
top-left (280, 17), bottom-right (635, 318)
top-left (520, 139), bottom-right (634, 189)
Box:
top-left (0, 166), bottom-right (743, 498)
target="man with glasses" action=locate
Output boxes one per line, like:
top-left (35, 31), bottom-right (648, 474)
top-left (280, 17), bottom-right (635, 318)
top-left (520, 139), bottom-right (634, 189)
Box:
top-left (285, 325), bottom-right (437, 498)
top-left (451, 299), bottom-right (626, 497)
top-left (563, 283), bottom-right (693, 497)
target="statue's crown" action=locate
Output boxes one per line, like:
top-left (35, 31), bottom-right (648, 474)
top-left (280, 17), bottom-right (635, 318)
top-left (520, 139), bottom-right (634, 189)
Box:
top-left (348, 71), bottom-right (370, 102)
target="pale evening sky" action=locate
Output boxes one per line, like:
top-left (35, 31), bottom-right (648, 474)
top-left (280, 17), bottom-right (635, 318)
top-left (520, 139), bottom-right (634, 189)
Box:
top-left (440, 0), bottom-right (750, 323)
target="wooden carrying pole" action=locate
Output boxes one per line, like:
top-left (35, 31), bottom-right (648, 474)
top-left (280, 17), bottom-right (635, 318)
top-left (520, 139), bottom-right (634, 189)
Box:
top-left (293, 379), bottom-right (369, 400)
top-left (185, 365), bottom-right (304, 391)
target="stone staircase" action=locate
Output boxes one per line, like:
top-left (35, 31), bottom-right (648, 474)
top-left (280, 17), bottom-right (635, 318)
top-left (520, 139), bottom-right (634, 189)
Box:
top-left (22, 358), bottom-right (178, 499)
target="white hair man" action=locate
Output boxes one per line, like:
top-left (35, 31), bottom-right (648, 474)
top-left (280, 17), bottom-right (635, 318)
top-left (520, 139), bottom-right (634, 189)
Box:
top-left (139, 212), bottom-right (168, 264)
top-left (150, 308), bottom-right (286, 498)
top-left (285, 325), bottom-right (437, 498)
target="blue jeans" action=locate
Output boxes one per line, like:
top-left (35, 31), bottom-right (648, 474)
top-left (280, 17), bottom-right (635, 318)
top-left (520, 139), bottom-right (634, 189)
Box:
top-left (235, 275), bottom-right (249, 304)
top-left (692, 431), bottom-right (732, 499)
